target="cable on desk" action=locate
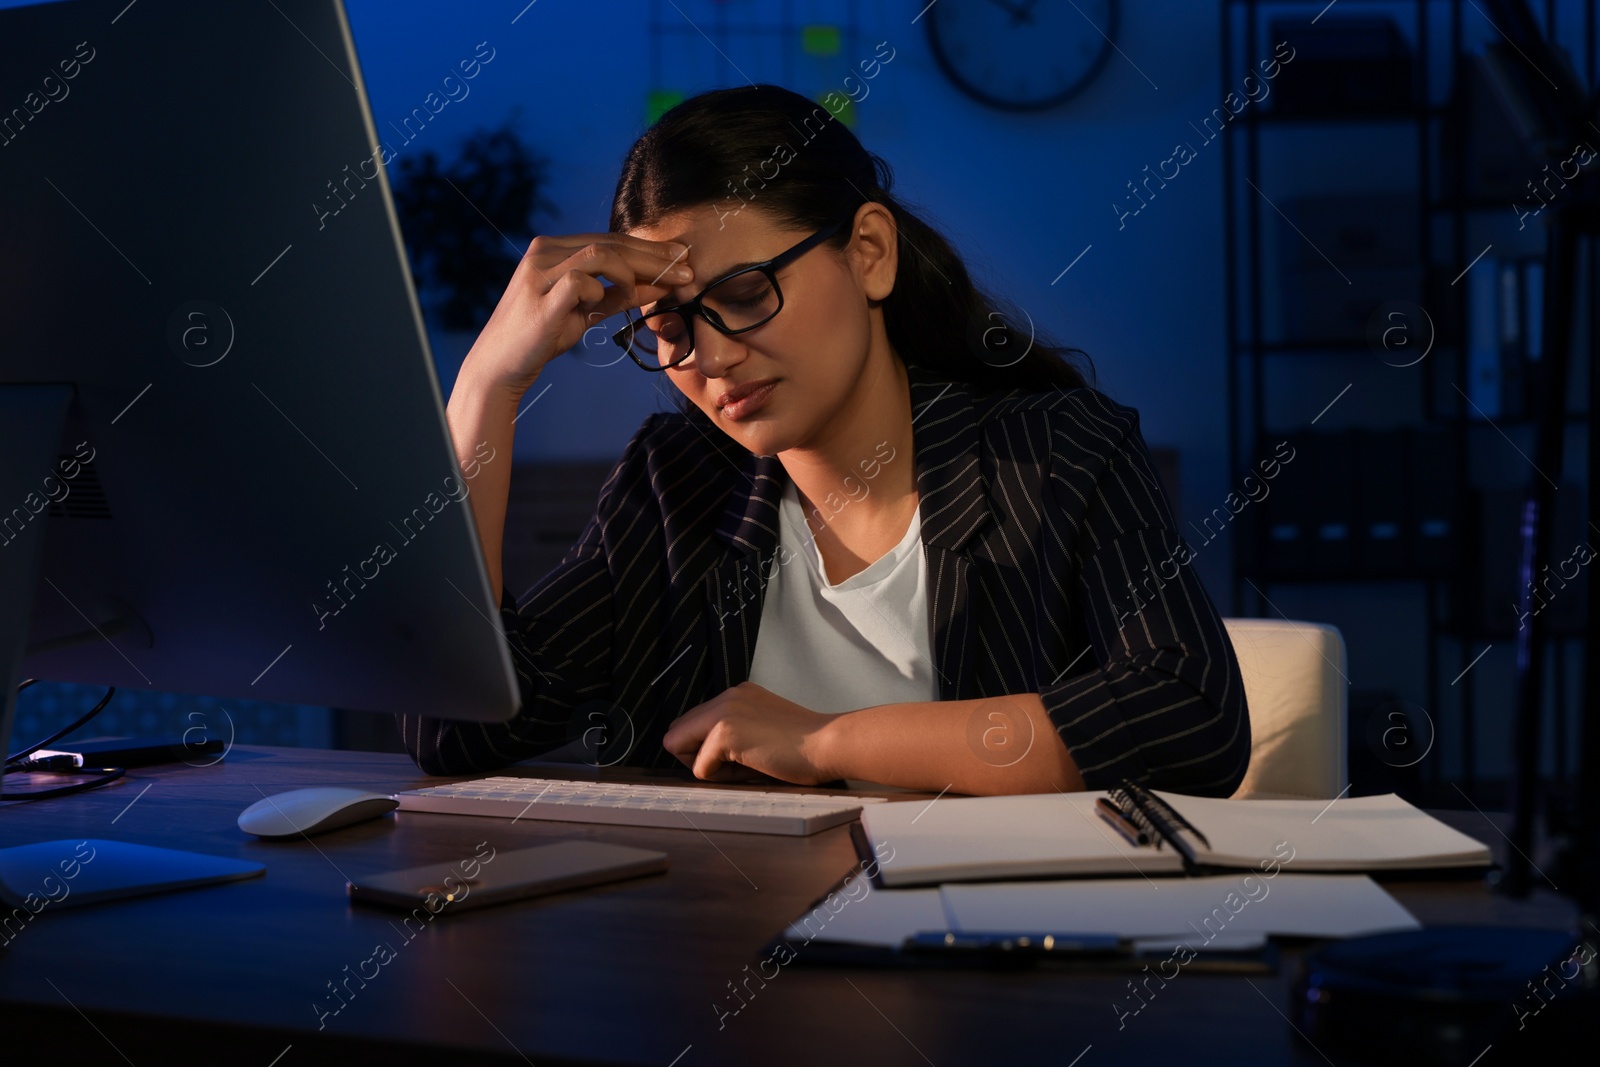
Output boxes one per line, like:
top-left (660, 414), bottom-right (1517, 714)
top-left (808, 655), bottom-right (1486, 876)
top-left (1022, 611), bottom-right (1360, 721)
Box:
top-left (0, 764), bottom-right (126, 801)
top-left (1, 680), bottom-right (126, 801)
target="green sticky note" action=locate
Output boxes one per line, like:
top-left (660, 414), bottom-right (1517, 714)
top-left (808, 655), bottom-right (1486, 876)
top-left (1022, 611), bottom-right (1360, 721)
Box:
top-left (802, 25), bottom-right (840, 56)
top-left (646, 89), bottom-right (684, 125)
top-left (816, 93), bottom-right (855, 128)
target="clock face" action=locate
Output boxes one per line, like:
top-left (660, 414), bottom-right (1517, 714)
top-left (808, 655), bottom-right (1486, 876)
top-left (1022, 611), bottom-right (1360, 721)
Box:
top-left (927, 0), bottom-right (1118, 111)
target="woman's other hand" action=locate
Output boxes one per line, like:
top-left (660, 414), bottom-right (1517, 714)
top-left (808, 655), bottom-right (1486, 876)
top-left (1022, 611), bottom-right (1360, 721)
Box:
top-left (662, 681), bottom-right (839, 785)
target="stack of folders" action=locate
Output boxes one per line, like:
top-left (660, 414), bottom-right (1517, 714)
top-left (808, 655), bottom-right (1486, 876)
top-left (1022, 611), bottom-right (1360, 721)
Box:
top-left (770, 782), bottom-right (1491, 970)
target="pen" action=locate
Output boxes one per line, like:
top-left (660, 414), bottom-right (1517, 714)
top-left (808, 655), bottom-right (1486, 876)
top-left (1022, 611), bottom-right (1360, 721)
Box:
top-left (1095, 797), bottom-right (1149, 846)
top-left (903, 931), bottom-right (1130, 955)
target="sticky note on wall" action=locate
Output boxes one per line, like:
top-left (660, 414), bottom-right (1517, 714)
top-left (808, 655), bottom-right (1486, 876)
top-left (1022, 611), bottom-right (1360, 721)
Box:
top-left (646, 89), bottom-right (684, 125)
top-left (802, 25), bottom-right (841, 56)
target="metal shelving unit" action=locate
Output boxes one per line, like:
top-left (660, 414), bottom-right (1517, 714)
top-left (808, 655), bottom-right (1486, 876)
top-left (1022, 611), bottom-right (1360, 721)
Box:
top-left (1221, 0), bottom-right (1596, 799)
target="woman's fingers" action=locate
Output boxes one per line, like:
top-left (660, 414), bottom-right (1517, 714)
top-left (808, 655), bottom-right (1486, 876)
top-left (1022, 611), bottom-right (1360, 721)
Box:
top-left (538, 242), bottom-right (692, 342)
top-left (530, 231), bottom-right (687, 261)
top-left (530, 265), bottom-right (682, 366)
top-left (665, 700), bottom-right (749, 781)
top-left (529, 235), bottom-right (690, 304)
top-left (662, 727), bottom-right (699, 768)
top-left (447, 232), bottom-right (696, 512)
top-left (691, 723), bottom-right (731, 780)
top-left (662, 702), bottom-right (715, 766)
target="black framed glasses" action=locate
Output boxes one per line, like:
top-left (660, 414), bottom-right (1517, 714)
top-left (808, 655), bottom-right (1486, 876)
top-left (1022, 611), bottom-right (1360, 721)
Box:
top-left (611, 216), bottom-right (849, 371)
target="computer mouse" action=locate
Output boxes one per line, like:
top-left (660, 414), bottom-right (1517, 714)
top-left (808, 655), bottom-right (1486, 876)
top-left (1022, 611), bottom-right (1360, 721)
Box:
top-left (237, 787), bottom-right (399, 839)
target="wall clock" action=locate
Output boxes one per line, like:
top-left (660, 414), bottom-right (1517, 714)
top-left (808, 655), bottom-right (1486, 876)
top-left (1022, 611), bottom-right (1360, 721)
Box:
top-left (926, 0), bottom-right (1119, 111)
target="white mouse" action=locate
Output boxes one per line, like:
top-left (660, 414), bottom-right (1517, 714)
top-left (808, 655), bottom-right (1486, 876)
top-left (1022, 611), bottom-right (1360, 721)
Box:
top-left (238, 787), bottom-right (398, 839)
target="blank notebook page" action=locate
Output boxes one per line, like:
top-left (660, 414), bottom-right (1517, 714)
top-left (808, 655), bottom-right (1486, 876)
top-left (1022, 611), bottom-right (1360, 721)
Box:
top-left (1156, 791), bottom-right (1492, 870)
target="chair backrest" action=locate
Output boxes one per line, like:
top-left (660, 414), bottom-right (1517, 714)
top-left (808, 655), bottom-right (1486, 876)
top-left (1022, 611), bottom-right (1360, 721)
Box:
top-left (1222, 618), bottom-right (1348, 800)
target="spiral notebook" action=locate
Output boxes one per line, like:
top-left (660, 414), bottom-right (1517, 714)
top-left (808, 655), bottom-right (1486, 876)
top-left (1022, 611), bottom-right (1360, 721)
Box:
top-left (859, 780), bottom-right (1492, 888)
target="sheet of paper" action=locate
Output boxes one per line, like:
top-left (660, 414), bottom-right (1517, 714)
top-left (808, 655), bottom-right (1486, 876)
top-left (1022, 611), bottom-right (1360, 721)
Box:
top-left (940, 873), bottom-right (1420, 941)
top-left (781, 883), bottom-right (947, 948)
top-left (1134, 932), bottom-right (1266, 953)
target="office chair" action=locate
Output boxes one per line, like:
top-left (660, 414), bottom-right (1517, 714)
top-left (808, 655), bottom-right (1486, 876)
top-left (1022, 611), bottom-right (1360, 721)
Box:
top-left (1222, 618), bottom-right (1349, 800)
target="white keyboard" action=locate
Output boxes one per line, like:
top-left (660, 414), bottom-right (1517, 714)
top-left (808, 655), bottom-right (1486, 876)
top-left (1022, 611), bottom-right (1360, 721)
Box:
top-left (394, 776), bottom-right (890, 836)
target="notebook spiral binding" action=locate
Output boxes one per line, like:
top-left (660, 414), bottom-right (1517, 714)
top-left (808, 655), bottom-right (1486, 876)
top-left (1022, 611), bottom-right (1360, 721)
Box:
top-left (1107, 785), bottom-right (1162, 844)
top-left (1108, 779), bottom-right (1213, 873)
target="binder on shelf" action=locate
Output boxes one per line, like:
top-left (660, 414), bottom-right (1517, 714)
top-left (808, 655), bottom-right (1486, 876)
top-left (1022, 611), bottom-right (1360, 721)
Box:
top-left (1466, 484), bottom-right (1590, 636)
top-left (1259, 429), bottom-right (1463, 581)
top-left (1281, 265), bottom-right (1423, 344)
top-left (1466, 252), bottom-right (1546, 423)
top-left (1467, 252), bottom-right (1502, 419)
top-left (1499, 258), bottom-right (1527, 419)
top-left (1260, 431), bottom-right (1310, 577)
top-left (1408, 428), bottom-right (1460, 575)
top-left (1267, 16), bottom-right (1414, 117)
top-left (1278, 194), bottom-right (1419, 271)
top-left (1274, 193), bottom-right (1420, 344)
top-left (1303, 430), bottom-right (1356, 579)
top-left (1521, 258), bottom-right (1544, 364)
top-left (1354, 429), bottom-right (1409, 575)
top-left (1455, 52), bottom-right (1545, 200)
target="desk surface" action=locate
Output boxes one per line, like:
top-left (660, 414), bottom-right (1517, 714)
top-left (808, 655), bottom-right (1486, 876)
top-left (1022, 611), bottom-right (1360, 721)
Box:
top-left (0, 746), bottom-right (1576, 1067)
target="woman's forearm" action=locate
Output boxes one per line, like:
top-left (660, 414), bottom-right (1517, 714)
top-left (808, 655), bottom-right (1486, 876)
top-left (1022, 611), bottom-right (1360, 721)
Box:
top-left (815, 694), bottom-right (1086, 796)
top-left (445, 365), bottom-right (529, 607)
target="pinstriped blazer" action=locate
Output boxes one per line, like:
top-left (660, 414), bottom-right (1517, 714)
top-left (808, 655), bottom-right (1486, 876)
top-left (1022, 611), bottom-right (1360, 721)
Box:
top-left (397, 360), bottom-right (1251, 796)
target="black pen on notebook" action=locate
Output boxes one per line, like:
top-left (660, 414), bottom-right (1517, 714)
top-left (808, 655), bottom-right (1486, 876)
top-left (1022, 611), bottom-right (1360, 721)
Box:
top-left (1094, 796), bottom-right (1149, 846)
top-left (904, 931), bottom-right (1130, 957)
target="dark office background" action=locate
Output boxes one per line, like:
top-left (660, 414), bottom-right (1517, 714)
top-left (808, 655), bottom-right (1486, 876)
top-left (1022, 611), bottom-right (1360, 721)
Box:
top-left (9, 0), bottom-right (1592, 811)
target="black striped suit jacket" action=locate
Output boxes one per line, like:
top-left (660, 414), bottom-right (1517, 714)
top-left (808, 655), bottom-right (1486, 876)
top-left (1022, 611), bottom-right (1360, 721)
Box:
top-left (397, 361), bottom-right (1251, 796)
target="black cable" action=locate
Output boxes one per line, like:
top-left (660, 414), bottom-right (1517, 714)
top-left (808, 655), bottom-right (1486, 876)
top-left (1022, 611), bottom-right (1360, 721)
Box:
top-left (1, 681), bottom-right (126, 800)
top-left (0, 764), bottom-right (125, 801)
top-left (7, 682), bottom-right (116, 765)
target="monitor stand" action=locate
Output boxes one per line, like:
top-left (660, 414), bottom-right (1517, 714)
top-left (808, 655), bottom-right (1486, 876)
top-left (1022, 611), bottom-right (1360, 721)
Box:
top-left (0, 385), bottom-right (264, 909)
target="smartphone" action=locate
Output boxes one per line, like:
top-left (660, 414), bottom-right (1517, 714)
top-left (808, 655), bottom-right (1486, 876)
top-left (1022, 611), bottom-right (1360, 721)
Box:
top-left (346, 840), bottom-right (667, 913)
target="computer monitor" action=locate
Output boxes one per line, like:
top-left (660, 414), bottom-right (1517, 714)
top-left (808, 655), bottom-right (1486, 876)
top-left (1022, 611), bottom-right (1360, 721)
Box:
top-left (0, 0), bottom-right (521, 771)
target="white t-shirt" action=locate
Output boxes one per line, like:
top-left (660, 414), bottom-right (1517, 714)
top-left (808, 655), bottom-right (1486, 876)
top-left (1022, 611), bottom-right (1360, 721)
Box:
top-left (748, 477), bottom-right (938, 722)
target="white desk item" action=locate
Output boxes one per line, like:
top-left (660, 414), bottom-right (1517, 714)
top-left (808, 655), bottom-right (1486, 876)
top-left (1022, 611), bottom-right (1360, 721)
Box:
top-left (237, 787), bottom-right (399, 838)
top-left (395, 776), bottom-right (887, 836)
top-left (941, 873), bottom-right (1422, 941)
top-left (781, 883), bottom-right (949, 947)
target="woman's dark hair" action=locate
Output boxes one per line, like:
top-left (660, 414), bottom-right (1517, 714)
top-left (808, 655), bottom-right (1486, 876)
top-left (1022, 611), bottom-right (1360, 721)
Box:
top-left (608, 84), bottom-right (1095, 417)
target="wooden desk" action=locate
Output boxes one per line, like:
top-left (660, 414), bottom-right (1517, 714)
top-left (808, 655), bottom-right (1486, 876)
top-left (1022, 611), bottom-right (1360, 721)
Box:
top-left (0, 747), bottom-right (1575, 1066)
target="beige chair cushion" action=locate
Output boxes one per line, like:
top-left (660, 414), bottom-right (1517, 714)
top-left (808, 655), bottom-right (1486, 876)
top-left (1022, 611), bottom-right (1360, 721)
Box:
top-left (1223, 618), bottom-right (1348, 800)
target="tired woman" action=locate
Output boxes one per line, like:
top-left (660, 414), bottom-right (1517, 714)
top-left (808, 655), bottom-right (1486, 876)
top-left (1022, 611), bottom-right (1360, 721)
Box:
top-left (397, 84), bottom-right (1250, 797)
